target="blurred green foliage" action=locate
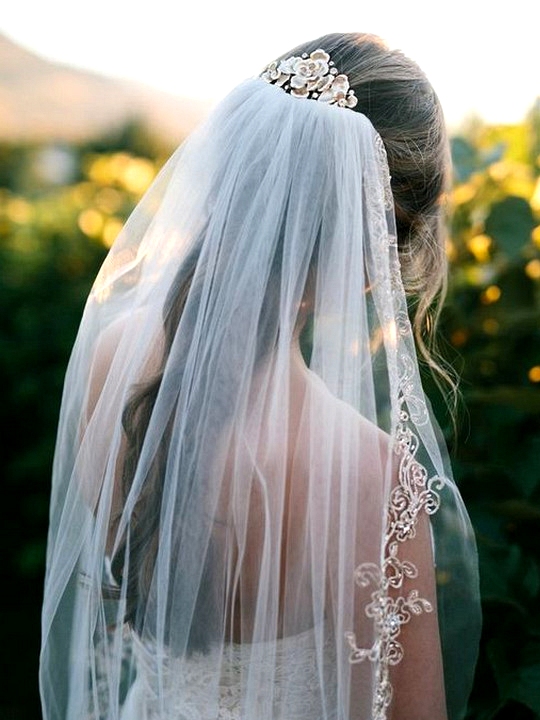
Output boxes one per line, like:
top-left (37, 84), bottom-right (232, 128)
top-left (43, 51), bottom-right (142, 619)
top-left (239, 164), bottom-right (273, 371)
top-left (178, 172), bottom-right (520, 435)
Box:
top-left (0, 121), bottom-right (172, 719)
top-left (0, 103), bottom-right (539, 718)
top-left (441, 101), bottom-right (540, 720)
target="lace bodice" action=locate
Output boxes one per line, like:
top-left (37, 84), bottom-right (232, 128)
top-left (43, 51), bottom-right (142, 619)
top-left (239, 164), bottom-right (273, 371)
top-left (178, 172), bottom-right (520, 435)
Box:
top-left (120, 625), bottom-right (337, 720)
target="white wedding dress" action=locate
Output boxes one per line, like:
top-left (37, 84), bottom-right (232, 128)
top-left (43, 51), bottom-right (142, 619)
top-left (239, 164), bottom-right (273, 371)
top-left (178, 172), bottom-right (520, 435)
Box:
top-left (119, 625), bottom-right (337, 720)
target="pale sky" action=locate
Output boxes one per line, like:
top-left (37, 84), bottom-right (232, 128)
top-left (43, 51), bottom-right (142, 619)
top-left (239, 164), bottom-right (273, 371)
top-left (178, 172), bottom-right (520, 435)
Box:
top-left (2, 0), bottom-right (538, 127)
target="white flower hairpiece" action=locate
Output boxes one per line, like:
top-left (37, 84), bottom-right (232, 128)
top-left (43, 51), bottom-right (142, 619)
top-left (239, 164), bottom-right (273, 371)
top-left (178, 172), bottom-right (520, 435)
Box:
top-left (260, 49), bottom-right (358, 109)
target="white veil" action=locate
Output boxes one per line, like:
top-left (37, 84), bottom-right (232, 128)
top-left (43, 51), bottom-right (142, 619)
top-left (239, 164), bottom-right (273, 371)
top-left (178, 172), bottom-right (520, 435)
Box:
top-left (40, 73), bottom-right (480, 720)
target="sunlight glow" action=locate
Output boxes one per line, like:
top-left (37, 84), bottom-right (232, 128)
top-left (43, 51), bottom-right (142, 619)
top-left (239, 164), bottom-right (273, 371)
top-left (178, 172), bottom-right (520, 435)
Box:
top-left (467, 234), bottom-right (492, 263)
top-left (481, 285), bottom-right (501, 305)
top-left (78, 208), bottom-right (104, 238)
top-left (102, 217), bottom-right (124, 248)
top-left (525, 259), bottom-right (540, 280)
top-left (1, 0), bottom-right (538, 126)
top-left (6, 197), bottom-right (33, 224)
top-left (531, 179), bottom-right (540, 213)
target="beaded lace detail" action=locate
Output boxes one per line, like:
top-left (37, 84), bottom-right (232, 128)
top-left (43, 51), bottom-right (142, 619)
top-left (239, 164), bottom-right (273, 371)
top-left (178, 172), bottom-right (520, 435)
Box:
top-left (344, 136), bottom-right (446, 720)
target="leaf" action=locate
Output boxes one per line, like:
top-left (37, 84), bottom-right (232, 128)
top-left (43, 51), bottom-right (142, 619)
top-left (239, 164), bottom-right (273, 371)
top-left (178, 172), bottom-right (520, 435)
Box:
top-left (451, 137), bottom-right (479, 182)
top-left (496, 265), bottom-right (536, 310)
top-left (485, 196), bottom-right (535, 259)
top-left (481, 142), bottom-right (506, 166)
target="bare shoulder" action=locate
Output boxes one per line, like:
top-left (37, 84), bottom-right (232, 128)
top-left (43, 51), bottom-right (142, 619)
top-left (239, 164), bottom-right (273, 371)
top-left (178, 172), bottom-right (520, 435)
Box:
top-left (85, 316), bottom-right (130, 420)
top-left (303, 367), bottom-right (391, 456)
top-left (85, 311), bottom-right (164, 422)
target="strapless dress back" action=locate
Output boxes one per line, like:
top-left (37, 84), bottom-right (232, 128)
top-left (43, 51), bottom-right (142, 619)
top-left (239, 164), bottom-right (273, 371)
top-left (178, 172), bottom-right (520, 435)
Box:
top-left (120, 625), bottom-right (337, 720)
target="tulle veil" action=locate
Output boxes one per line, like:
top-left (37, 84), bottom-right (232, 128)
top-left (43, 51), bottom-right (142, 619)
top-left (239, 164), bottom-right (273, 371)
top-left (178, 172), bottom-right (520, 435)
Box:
top-left (40, 76), bottom-right (480, 720)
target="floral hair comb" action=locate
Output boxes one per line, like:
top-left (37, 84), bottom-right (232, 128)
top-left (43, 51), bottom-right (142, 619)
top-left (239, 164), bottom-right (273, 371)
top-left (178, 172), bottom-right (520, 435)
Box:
top-left (260, 49), bottom-right (358, 109)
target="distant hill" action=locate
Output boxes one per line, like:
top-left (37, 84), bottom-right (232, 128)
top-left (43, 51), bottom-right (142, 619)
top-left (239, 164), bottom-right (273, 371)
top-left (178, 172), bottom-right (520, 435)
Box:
top-left (0, 33), bottom-right (211, 144)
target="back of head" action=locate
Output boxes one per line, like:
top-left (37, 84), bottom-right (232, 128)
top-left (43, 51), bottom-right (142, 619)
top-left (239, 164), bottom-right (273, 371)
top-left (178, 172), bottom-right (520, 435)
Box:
top-left (276, 33), bottom-right (450, 385)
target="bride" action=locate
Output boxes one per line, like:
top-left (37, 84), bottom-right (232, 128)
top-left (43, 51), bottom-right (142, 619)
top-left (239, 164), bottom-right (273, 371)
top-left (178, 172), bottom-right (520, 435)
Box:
top-left (40, 33), bottom-right (480, 720)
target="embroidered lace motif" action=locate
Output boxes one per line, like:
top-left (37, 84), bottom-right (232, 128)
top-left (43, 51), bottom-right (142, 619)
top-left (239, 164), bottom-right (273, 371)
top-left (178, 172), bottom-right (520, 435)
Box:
top-left (260, 49), bottom-right (358, 109)
top-left (344, 137), bottom-right (446, 720)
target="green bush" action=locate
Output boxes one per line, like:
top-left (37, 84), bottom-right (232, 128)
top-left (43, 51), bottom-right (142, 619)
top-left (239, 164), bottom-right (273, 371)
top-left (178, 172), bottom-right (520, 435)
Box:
top-left (444, 106), bottom-right (540, 719)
